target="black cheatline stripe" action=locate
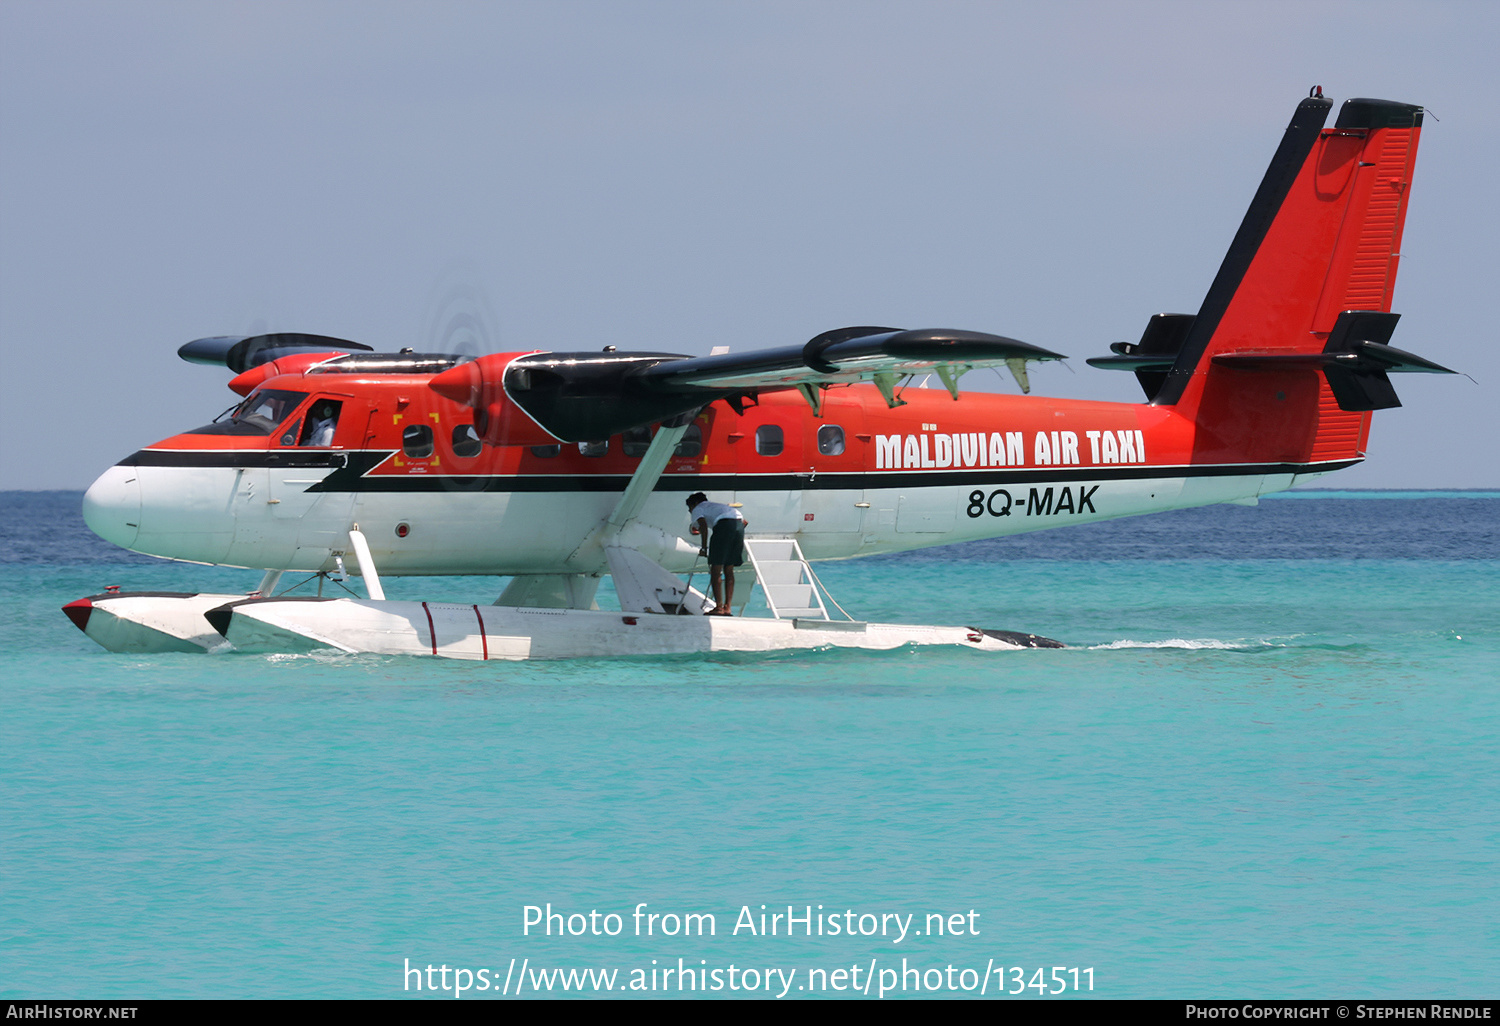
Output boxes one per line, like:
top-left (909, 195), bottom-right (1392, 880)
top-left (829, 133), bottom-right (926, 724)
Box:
top-left (664, 461), bottom-right (1358, 491)
top-left (1152, 96), bottom-right (1333, 407)
top-left (118, 449), bottom-right (350, 469)
top-left (111, 449), bottom-right (1357, 491)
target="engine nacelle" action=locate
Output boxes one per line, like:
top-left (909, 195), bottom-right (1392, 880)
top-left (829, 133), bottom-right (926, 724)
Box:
top-left (228, 352), bottom-right (349, 396)
top-left (428, 352), bottom-right (560, 447)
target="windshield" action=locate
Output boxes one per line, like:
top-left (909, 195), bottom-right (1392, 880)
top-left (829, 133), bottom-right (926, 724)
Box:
top-left (184, 389), bottom-right (310, 436)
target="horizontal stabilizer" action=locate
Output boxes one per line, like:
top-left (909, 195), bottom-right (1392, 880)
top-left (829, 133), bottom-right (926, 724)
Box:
top-left (1211, 310), bottom-right (1455, 411)
top-left (1212, 341), bottom-right (1456, 375)
top-left (1085, 353), bottom-right (1176, 372)
top-left (178, 333), bottom-right (371, 373)
top-left (1085, 313), bottom-right (1195, 400)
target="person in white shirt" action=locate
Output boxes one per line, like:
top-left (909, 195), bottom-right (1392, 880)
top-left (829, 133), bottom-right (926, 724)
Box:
top-left (686, 491), bottom-right (747, 615)
top-left (305, 403), bottom-right (337, 447)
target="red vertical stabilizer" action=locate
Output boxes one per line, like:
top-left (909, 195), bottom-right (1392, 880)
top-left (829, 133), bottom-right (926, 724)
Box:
top-left (1158, 94), bottom-right (1424, 467)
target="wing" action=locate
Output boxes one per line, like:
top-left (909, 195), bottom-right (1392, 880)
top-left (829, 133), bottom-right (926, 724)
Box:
top-left (637, 327), bottom-right (1063, 392)
top-left (429, 326), bottom-right (1067, 445)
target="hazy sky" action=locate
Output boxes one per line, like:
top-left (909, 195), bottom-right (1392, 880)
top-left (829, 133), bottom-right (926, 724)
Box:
top-left (3, 0), bottom-right (1496, 489)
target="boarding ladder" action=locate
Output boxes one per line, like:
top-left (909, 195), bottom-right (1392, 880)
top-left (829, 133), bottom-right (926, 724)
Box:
top-left (742, 538), bottom-right (852, 622)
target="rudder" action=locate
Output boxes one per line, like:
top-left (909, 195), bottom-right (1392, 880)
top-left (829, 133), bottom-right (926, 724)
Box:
top-left (1150, 92), bottom-right (1434, 467)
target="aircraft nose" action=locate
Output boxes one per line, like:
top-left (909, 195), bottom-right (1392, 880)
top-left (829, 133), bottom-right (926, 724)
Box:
top-left (82, 466), bottom-right (141, 550)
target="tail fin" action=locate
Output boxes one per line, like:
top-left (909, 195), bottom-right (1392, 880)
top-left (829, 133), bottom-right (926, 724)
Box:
top-left (1151, 91), bottom-right (1443, 466)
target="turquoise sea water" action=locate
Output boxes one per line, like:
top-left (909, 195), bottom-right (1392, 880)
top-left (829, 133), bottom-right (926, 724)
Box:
top-left (2, 491), bottom-right (1496, 999)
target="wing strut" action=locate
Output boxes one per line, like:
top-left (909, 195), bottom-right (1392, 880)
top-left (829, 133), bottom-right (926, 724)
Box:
top-left (603, 414), bottom-right (694, 534)
top-left (502, 418), bottom-right (707, 613)
top-left (590, 413), bottom-right (714, 616)
top-left (347, 527), bottom-right (386, 601)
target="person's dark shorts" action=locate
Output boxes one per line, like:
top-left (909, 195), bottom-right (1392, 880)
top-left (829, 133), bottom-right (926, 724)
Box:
top-left (707, 519), bottom-right (745, 567)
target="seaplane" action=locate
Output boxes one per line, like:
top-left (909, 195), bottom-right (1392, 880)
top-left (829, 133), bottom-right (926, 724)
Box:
top-left (65, 90), bottom-right (1453, 661)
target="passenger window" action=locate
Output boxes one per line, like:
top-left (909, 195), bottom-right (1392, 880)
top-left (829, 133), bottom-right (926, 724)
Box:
top-left (755, 424), bottom-right (783, 456)
top-left (530, 444), bottom-right (561, 458)
top-left (817, 424), bottom-right (846, 456)
top-left (674, 423), bottom-right (703, 458)
top-left (622, 426), bottom-right (653, 458)
top-left (402, 424), bottom-right (434, 459)
top-left (579, 440), bottom-right (608, 457)
top-left (452, 423), bottom-right (482, 458)
top-left (299, 400), bottom-right (343, 447)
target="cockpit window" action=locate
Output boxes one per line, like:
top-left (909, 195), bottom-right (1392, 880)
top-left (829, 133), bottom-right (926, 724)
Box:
top-left (298, 400), bottom-right (343, 446)
top-left (184, 389), bottom-right (310, 436)
top-left (235, 390), bottom-right (307, 429)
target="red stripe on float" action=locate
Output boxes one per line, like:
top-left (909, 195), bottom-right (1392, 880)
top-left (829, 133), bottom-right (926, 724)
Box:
top-left (421, 601), bottom-right (438, 655)
top-left (473, 605), bottom-right (489, 660)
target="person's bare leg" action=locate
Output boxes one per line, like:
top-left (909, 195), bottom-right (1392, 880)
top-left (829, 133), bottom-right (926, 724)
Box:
top-left (709, 566), bottom-right (724, 613)
top-left (723, 568), bottom-right (735, 614)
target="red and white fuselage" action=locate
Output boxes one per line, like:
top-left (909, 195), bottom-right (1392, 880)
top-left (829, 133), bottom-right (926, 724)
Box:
top-left (82, 380), bottom-right (1349, 578)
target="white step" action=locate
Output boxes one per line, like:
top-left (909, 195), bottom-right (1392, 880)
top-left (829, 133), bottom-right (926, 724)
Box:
top-left (743, 537), bottom-right (831, 621)
top-left (748, 540), bottom-right (799, 561)
top-left (756, 561), bottom-right (806, 586)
